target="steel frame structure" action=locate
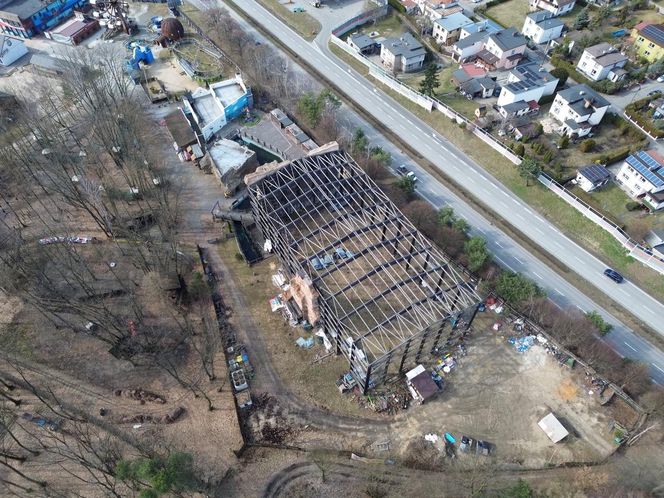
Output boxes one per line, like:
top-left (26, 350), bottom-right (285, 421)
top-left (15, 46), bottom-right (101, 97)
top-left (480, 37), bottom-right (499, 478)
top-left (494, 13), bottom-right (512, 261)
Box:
top-left (247, 150), bottom-right (481, 392)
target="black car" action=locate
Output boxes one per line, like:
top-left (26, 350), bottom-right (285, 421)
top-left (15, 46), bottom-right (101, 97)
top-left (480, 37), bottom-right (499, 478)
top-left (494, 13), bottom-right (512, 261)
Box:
top-left (603, 268), bottom-right (624, 283)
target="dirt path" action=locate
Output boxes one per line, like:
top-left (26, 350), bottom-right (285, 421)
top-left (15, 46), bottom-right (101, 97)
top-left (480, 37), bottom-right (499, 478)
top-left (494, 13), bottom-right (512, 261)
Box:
top-left (148, 104), bottom-right (397, 438)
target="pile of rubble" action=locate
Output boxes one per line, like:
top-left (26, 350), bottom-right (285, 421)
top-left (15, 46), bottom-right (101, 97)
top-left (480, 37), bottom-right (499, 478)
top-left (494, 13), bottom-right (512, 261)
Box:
top-left (114, 388), bottom-right (166, 404)
top-left (115, 406), bottom-right (185, 425)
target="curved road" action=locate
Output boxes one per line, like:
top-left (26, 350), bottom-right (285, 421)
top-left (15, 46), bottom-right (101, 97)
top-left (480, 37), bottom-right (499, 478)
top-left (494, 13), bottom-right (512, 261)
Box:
top-left (212, 0), bottom-right (664, 383)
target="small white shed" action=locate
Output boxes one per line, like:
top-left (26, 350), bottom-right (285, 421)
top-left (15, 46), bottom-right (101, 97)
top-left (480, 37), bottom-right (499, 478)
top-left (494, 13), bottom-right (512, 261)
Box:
top-left (538, 412), bottom-right (569, 443)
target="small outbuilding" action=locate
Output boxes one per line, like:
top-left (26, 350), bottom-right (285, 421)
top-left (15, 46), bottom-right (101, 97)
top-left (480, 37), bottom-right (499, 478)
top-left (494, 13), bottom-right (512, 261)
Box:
top-left (405, 365), bottom-right (440, 404)
top-left (538, 412), bottom-right (569, 443)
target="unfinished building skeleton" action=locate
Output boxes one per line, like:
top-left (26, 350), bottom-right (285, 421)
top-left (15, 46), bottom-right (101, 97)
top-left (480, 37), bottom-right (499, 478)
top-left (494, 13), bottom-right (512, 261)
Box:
top-left (246, 147), bottom-right (481, 392)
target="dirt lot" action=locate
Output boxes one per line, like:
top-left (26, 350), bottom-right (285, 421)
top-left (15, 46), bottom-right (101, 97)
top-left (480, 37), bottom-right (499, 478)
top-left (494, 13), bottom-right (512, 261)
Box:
top-left (391, 312), bottom-right (624, 467)
top-left (214, 233), bottom-right (626, 466)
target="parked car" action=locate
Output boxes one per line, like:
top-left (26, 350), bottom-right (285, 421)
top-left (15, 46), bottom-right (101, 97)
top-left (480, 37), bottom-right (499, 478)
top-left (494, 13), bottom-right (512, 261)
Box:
top-left (293, 6), bottom-right (305, 12)
top-left (397, 164), bottom-right (409, 175)
top-left (406, 171), bottom-right (419, 183)
top-left (476, 440), bottom-right (492, 456)
top-left (603, 268), bottom-right (624, 283)
top-left (460, 435), bottom-right (474, 452)
top-left (657, 75), bottom-right (664, 83)
top-left (647, 89), bottom-right (662, 97)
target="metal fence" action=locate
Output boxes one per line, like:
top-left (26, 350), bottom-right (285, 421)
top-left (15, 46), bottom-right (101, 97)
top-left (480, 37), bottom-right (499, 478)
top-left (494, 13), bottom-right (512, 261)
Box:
top-left (179, 10), bottom-right (240, 73)
top-left (538, 172), bottom-right (664, 275)
top-left (329, 34), bottom-right (522, 165)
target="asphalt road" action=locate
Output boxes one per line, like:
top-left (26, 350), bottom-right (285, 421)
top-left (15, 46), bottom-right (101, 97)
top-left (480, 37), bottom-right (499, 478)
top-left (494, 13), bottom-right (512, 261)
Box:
top-left (213, 0), bottom-right (664, 383)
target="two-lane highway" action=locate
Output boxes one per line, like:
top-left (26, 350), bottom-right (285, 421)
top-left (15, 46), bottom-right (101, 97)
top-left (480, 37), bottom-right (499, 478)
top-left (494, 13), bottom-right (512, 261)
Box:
top-left (216, 0), bottom-right (664, 382)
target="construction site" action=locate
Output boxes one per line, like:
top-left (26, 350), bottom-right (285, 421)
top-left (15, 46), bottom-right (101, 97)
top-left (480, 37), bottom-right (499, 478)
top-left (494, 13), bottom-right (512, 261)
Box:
top-left (244, 145), bottom-right (481, 392)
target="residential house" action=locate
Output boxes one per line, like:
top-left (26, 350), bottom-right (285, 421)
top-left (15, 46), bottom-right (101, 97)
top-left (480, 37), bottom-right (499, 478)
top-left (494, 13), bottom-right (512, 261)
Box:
top-left (417, 0), bottom-right (460, 20)
top-left (497, 62), bottom-right (558, 106)
top-left (631, 23), bottom-right (664, 63)
top-left (380, 33), bottom-right (426, 73)
top-left (512, 122), bottom-right (541, 141)
top-left (576, 164), bottom-right (611, 192)
top-left (644, 229), bottom-right (664, 257)
top-left (521, 11), bottom-right (564, 44)
top-left (576, 42), bottom-right (627, 82)
top-left (0, 34), bottom-right (27, 66)
top-left (0, 0), bottom-right (88, 38)
top-left (475, 28), bottom-right (526, 70)
top-left (459, 76), bottom-right (496, 99)
top-left (549, 84), bottom-right (610, 138)
top-left (451, 63), bottom-right (487, 88)
top-left (347, 33), bottom-right (379, 55)
top-left (433, 12), bottom-right (472, 46)
top-left (450, 20), bottom-right (501, 62)
top-left (399, 0), bottom-right (419, 14)
top-left (498, 100), bottom-right (532, 119)
top-left (616, 150), bottom-right (664, 211)
top-left (529, 0), bottom-right (575, 17)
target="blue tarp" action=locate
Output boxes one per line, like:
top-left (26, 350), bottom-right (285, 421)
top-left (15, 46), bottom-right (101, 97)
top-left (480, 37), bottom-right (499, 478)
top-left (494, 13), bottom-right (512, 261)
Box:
top-left (296, 337), bottom-right (315, 349)
top-left (508, 335), bottom-right (535, 353)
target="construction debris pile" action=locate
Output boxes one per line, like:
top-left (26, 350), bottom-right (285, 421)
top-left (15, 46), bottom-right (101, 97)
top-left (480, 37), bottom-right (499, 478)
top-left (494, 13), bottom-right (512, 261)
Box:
top-left (114, 388), bottom-right (166, 404)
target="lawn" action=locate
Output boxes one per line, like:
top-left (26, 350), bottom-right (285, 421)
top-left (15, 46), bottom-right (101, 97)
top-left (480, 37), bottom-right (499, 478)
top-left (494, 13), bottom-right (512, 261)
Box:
top-left (484, 0), bottom-right (530, 29)
top-left (253, 0), bottom-right (321, 41)
top-left (559, 4), bottom-right (583, 23)
top-left (356, 13), bottom-right (406, 38)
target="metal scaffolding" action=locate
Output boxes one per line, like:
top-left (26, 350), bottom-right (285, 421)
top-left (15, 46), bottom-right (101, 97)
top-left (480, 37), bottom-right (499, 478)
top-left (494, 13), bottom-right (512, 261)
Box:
top-left (247, 149), bottom-right (481, 392)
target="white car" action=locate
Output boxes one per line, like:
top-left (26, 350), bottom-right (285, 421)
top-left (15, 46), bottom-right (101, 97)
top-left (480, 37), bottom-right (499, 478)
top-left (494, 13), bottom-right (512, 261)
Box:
top-left (406, 171), bottom-right (419, 183)
top-left (657, 75), bottom-right (664, 83)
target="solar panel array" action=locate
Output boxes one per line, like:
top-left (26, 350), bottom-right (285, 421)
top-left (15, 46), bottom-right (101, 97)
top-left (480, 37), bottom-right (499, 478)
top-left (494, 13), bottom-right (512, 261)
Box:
top-left (642, 24), bottom-right (664, 47)
top-left (627, 151), bottom-right (664, 188)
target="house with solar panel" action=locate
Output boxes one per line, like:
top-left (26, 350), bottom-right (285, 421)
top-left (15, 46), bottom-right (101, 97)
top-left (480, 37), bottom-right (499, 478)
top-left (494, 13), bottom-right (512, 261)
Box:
top-left (631, 22), bottom-right (664, 64)
top-left (616, 150), bottom-right (664, 211)
top-left (575, 164), bottom-right (611, 192)
top-left (497, 62), bottom-right (558, 107)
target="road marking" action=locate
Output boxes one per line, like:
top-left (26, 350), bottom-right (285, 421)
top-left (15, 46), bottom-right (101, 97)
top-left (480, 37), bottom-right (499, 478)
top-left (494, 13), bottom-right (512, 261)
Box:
top-left (533, 271), bottom-right (543, 280)
top-left (495, 241), bottom-right (504, 248)
top-left (624, 342), bottom-right (637, 352)
top-left (575, 305), bottom-right (585, 313)
top-left (554, 288), bottom-right (564, 296)
top-left (514, 256), bottom-right (525, 265)
top-left (551, 300), bottom-right (563, 310)
top-left (534, 226), bottom-right (544, 234)
top-left (574, 255), bottom-right (584, 263)
top-left (511, 198), bottom-right (520, 205)
top-left (495, 256), bottom-right (516, 272)
top-left (643, 305), bottom-right (653, 313)
top-left (500, 190), bottom-right (510, 198)
top-left (477, 228), bottom-right (486, 235)
top-left (653, 363), bottom-right (664, 374)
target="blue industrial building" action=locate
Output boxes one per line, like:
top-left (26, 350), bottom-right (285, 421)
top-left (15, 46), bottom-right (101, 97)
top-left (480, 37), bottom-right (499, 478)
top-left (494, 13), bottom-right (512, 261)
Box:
top-left (0, 0), bottom-right (88, 39)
